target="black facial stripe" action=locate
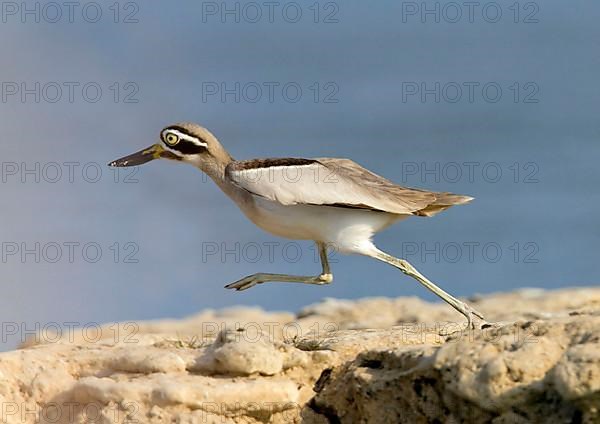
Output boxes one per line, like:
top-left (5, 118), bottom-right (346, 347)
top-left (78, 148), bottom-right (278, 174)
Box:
top-left (171, 139), bottom-right (207, 155)
top-left (161, 126), bottom-right (209, 155)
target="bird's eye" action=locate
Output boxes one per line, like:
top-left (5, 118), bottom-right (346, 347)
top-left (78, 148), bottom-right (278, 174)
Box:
top-left (164, 133), bottom-right (179, 146)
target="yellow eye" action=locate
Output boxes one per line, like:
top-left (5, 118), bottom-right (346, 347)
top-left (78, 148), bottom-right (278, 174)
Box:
top-left (165, 133), bottom-right (179, 146)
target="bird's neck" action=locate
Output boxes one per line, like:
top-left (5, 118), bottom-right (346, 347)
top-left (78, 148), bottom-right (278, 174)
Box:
top-left (202, 161), bottom-right (229, 185)
top-left (196, 150), bottom-right (242, 201)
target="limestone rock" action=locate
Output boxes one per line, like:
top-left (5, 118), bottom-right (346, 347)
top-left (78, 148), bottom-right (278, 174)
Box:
top-left (195, 328), bottom-right (285, 376)
top-left (0, 287), bottom-right (599, 423)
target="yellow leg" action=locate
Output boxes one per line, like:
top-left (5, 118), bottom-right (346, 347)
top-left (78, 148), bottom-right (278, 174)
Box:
top-left (225, 242), bottom-right (332, 291)
top-left (370, 248), bottom-right (486, 329)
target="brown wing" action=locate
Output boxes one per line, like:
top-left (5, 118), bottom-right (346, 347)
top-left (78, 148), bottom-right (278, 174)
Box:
top-left (317, 158), bottom-right (473, 216)
top-left (226, 158), bottom-right (473, 216)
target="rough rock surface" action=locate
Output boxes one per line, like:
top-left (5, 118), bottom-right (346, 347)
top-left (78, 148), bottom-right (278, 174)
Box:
top-left (1, 287), bottom-right (599, 423)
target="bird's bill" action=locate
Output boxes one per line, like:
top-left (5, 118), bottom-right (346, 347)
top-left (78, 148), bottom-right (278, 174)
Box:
top-left (108, 144), bottom-right (178, 167)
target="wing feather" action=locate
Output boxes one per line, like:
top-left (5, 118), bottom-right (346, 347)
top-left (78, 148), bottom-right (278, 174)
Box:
top-left (226, 158), bottom-right (472, 216)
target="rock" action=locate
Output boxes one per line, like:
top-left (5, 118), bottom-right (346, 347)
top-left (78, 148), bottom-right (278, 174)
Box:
top-left (109, 346), bottom-right (187, 374)
top-left (310, 315), bottom-right (600, 423)
top-left (195, 328), bottom-right (285, 376)
top-left (0, 287), bottom-right (599, 423)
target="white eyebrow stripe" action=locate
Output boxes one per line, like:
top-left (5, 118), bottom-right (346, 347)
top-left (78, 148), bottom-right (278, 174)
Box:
top-left (163, 129), bottom-right (208, 147)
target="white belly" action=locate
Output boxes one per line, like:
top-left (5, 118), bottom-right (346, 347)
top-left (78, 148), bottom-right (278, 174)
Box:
top-left (242, 195), bottom-right (406, 254)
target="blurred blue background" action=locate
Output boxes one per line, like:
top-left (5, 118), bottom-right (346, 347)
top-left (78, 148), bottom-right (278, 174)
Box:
top-left (0, 1), bottom-right (598, 349)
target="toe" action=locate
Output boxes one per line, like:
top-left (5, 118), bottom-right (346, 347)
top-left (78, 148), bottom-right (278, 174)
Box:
top-left (473, 309), bottom-right (485, 320)
top-left (225, 281), bottom-right (246, 290)
top-left (225, 277), bottom-right (259, 291)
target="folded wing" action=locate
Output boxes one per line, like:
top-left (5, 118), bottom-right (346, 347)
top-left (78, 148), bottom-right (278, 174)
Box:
top-left (226, 158), bottom-right (472, 216)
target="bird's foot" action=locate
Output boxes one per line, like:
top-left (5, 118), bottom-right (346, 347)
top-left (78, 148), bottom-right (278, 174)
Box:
top-left (462, 301), bottom-right (489, 330)
top-left (439, 301), bottom-right (488, 336)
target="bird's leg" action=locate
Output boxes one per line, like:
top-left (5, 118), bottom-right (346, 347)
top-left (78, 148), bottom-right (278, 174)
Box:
top-left (371, 249), bottom-right (486, 329)
top-left (225, 242), bottom-right (333, 291)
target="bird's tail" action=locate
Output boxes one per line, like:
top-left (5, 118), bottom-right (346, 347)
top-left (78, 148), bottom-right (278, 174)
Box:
top-left (415, 193), bottom-right (474, 217)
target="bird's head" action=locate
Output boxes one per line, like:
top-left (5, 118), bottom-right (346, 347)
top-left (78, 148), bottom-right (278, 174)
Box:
top-left (109, 123), bottom-right (232, 172)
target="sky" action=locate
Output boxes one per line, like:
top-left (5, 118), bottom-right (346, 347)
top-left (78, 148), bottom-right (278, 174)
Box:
top-left (0, 0), bottom-right (599, 349)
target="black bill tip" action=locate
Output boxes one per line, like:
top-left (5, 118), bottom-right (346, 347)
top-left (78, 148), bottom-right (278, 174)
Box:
top-left (108, 144), bottom-right (161, 168)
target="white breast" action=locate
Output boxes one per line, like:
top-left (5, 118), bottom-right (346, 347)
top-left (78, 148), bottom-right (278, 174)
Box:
top-left (241, 194), bottom-right (406, 254)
